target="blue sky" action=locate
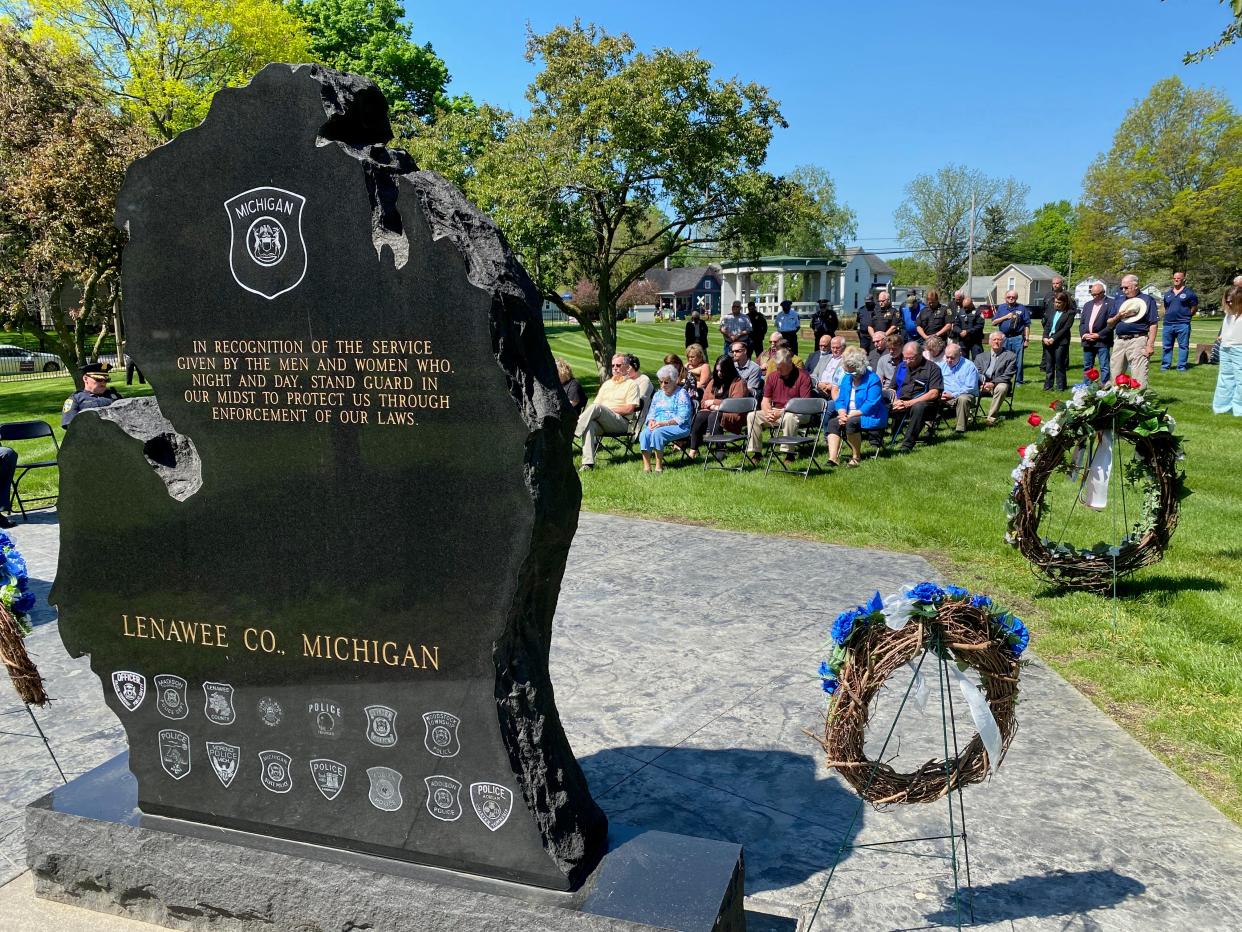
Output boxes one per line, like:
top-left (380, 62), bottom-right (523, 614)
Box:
top-left (410, 0), bottom-right (1241, 251)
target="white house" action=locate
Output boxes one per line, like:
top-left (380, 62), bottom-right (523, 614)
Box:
top-left (841, 247), bottom-right (895, 311)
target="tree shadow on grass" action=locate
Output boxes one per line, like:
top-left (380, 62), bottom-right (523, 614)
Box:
top-left (925, 868), bottom-right (1144, 927)
top-left (1117, 574), bottom-right (1225, 598)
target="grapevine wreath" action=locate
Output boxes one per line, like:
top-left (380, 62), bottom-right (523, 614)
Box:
top-left (815, 584), bottom-right (1027, 806)
top-left (1006, 371), bottom-right (1185, 592)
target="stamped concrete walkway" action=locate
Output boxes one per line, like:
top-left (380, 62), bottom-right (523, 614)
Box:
top-left (2, 511), bottom-right (1241, 931)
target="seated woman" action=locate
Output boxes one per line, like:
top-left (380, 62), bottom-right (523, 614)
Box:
top-left (687, 354), bottom-right (747, 459)
top-left (640, 364), bottom-right (693, 473)
top-left (556, 357), bottom-right (586, 415)
top-left (823, 347), bottom-right (887, 466)
top-left (684, 343), bottom-right (711, 403)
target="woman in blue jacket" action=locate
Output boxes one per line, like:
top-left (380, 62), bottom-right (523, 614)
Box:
top-left (825, 348), bottom-right (887, 466)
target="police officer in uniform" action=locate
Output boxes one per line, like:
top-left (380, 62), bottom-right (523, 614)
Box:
top-left (62, 363), bottom-right (121, 428)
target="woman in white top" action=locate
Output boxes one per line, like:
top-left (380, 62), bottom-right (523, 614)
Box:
top-left (1213, 285), bottom-right (1242, 417)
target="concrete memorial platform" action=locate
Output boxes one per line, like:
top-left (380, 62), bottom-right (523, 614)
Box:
top-left (4, 513), bottom-right (1242, 930)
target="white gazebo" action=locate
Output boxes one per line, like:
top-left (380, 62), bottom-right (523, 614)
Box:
top-left (717, 256), bottom-right (848, 318)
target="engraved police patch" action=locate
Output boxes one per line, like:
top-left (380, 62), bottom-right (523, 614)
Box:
top-left (202, 682), bottom-right (235, 725)
top-left (367, 766), bottom-right (403, 812)
top-left (364, 704), bottom-right (398, 748)
top-left (422, 710), bottom-right (460, 758)
top-left (469, 782), bottom-right (514, 832)
top-left (307, 699), bottom-right (342, 739)
top-left (258, 696), bottom-right (283, 727)
top-left (206, 741), bottom-right (240, 788)
top-left (111, 671), bottom-right (146, 712)
top-left (424, 775), bottom-right (462, 822)
top-left (224, 186), bottom-right (307, 300)
top-left (258, 749), bottom-right (293, 793)
top-left (153, 674), bottom-right (189, 720)
top-left (310, 758), bottom-right (347, 801)
top-left (158, 729), bottom-right (191, 780)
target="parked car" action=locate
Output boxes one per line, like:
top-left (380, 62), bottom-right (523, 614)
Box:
top-left (0, 344), bottom-right (65, 374)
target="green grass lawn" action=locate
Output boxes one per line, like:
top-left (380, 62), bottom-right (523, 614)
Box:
top-left (552, 319), bottom-right (1242, 823)
top-left (2, 321), bottom-right (1237, 821)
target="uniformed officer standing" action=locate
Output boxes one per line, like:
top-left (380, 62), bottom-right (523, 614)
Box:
top-left (62, 363), bottom-right (121, 427)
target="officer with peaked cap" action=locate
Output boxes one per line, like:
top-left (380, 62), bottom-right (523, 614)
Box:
top-left (61, 363), bottom-right (122, 428)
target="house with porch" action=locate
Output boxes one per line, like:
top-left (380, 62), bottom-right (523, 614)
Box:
top-left (641, 264), bottom-right (722, 317)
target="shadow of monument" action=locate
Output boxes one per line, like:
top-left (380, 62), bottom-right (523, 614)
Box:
top-left (924, 868), bottom-right (1145, 926)
top-left (579, 745), bottom-right (863, 896)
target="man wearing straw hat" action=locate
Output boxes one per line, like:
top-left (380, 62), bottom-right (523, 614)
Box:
top-left (1106, 275), bottom-right (1158, 387)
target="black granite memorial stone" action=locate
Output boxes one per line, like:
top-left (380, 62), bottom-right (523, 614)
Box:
top-left (50, 64), bottom-right (606, 891)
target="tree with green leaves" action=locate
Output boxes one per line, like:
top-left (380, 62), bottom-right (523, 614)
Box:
top-left (403, 22), bottom-right (791, 377)
top-left (1010, 201), bottom-right (1077, 274)
top-left (286, 0), bottom-right (470, 120)
top-left (1075, 76), bottom-right (1240, 286)
top-left (0, 25), bottom-right (151, 384)
top-left (16, 0), bottom-right (310, 139)
top-left (973, 204), bottom-right (1015, 276)
top-left (893, 165), bottom-right (1028, 294)
top-left (886, 256), bottom-right (935, 286)
top-left (1174, 0), bottom-right (1241, 64)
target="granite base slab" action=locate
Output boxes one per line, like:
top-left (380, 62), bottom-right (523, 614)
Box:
top-left (26, 754), bottom-right (744, 932)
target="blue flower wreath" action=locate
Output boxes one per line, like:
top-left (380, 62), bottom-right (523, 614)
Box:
top-left (817, 581), bottom-right (1030, 696)
top-left (0, 532), bottom-right (36, 632)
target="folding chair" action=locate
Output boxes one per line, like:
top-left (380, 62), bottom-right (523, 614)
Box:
top-left (0, 420), bottom-right (60, 519)
top-left (975, 380), bottom-right (1016, 421)
top-left (763, 397), bottom-right (827, 478)
top-left (598, 385), bottom-right (654, 462)
top-left (702, 397), bottom-right (758, 472)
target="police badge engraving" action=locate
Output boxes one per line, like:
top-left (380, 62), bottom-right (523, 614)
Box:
top-left (307, 699), bottom-right (342, 739)
top-left (366, 766), bottom-right (403, 812)
top-left (153, 674), bottom-right (189, 720)
top-left (224, 186), bottom-right (308, 300)
top-left (111, 671), bottom-right (146, 712)
top-left (158, 729), bottom-right (191, 780)
top-left (202, 682), bottom-right (236, 725)
top-left (422, 710), bottom-right (460, 758)
top-left (364, 704), bottom-right (398, 748)
top-left (258, 749), bottom-right (293, 793)
top-left (206, 741), bottom-right (240, 788)
top-left (424, 775), bottom-right (463, 822)
top-left (257, 696), bottom-right (283, 727)
top-left (469, 782), bottom-right (514, 832)
top-left (310, 758), bottom-right (347, 801)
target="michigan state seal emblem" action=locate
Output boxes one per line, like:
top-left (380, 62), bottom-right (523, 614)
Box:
top-left (367, 766), bottom-right (403, 812)
top-left (424, 775), bottom-right (462, 822)
top-left (111, 671), bottom-right (146, 712)
top-left (422, 710), bottom-right (460, 758)
top-left (224, 186), bottom-right (307, 300)
top-left (153, 674), bottom-right (188, 720)
top-left (258, 749), bottom-right (293, 793)
top-left (364, 704), bottom-right (398, 748)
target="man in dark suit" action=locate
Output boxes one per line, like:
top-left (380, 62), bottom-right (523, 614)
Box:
top-left (952, 297), bottom-right (986, 359)
top-left (976, 331), bottom-right (1018, 425)
top-left (1040, 292), bottom-right (1077, 391)
top-left (1078, 281), bottom-right (1113, 383)
top-left (684, 309), bottom-right (709, 354)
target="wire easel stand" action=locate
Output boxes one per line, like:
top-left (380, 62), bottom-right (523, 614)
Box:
top-left (807, 634), bottom-right (976, 930)
top-left (0, 699), bottom-right (67, 784)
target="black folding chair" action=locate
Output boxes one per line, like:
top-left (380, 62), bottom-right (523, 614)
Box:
top-left (702, 397), bottom-right (758, 472)
top-left (598, 386), bottom-right (655, 462)
top-left (0, 420), bottom-right (60, 519)
top-left (976, 380), bottom-right (1016, 421)
top-left (763, 397), bottom-right (828, 478)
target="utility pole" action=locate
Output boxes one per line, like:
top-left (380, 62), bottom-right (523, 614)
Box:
top-left (966, 192), bottom-right (976, 294)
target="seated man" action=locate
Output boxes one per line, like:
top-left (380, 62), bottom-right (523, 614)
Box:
top-left (729, 341), bottom-right (764, 397)
top-left (62, 362), bottom-right (122, 427)
top-left (938, 341), bottom-right (980, 433)
top-left (890, 341), bottom-right (943, 452)
top-left (0, 448), bottom-right (15, 528)
top-left (810, 335), bottom-right (847, 401)
top-left (976, 331), bottom-right (1017, 426)
top-left (756, 334), bottom-right (789, 372)
top-left (870, 332), bottom-right (903, 398)
top-left (803, 334), bottom-right (833, 377)
top-left (745, 349), bottom-right (812, 455)
top-left (575, 354), bottom-right (642, 471)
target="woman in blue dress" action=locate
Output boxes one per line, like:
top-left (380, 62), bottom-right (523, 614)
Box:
top-left (640, 364), bottom-right (693, 473)
top-left (826, 348), bottom-right (887, 466)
